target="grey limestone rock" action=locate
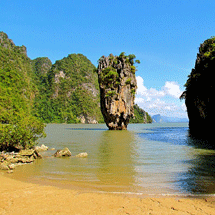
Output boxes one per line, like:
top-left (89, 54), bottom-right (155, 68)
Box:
top-left (0, 149), bottom-right (42, 172)
top-left (34, 144), bottom-right (49, 152)
top-left (97, 53), bottom-right (138, 130)
top-left (76, 152), bottom-right (88, 158)
top-left (54, 147), bottom-right (72, 158)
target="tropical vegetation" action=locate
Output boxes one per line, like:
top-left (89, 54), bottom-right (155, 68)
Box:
top-left (0, 32), bottom-right (152, 150)
top-left (130, 104), bottom-right (152, 123)
top-left (0, 32), bottom-right (45, 151)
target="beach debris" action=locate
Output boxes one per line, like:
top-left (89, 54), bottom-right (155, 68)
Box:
top-left (0, 163), bottom-right (9, 170)
top-left (7, 170), bottom-right (14, 174)
top-left (8, 164), bottom-right (16, 170)
top-left (54, 147), bottom-right (72, 158)
top-left (0, 149), bottom-right (42, 172)
top-left (76, 152), bottom-right (88, 158)
top-left (34, 144), bottom-right (49, 152)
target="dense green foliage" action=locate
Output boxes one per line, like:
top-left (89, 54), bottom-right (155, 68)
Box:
top-left (98, 53), bottom-right (140, 99)
top-left (0, 32), bottom-right (46, 151)
top-left (130, 104), bottom-right (152, 123)
top-left (100, 66), bottom-right (120, 89)
top-left (0, 116), bottom-right (45, 151)
top-left (0, 32), bottom-right (151, 150)
top-left (31, 57), bottom-right (52, 76)
top-left (33, 54), bottom-right (103, 123)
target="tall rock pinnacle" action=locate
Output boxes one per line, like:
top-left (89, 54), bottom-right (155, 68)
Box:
top-left (97, 53), bottom-right (138, 130)
top-left (181, 37), bottom-right (215, 141)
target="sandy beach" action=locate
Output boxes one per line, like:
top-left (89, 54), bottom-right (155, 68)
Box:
top-left (0, 172), bottom-right (214, 215)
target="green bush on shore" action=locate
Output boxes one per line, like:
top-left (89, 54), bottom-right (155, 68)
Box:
top-left (0, 116), bottom-right (46, 151)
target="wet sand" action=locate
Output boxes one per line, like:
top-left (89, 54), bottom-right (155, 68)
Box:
top-left (0, 173), bottom-right (215, 215)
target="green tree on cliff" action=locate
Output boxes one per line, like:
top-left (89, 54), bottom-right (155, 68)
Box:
top-left (0, 32), bottom-right (46, 151)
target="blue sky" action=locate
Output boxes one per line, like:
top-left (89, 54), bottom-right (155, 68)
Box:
top-left (1, 0), bottom-right (215, 118)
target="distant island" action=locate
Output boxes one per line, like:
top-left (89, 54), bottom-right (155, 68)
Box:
top-left (152, 114), bottom-right (188, 123)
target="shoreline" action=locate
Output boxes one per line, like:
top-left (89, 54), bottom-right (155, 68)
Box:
top-left (4, 169), bottom-right (215, 199)
top-left (1, 172), bottom-right (214, 215)
top-left (5, 160), bottom-right (215, 200)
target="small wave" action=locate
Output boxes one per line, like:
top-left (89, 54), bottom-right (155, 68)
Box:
top-left (66, 128), bottom-right (107, 131)
top-left (91, 191), bottom-right (215, 197)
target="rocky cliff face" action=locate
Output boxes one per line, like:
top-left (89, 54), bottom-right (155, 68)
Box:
top-left (40, 54), bottom-right (103, 123)
top-left (181, 37), bottom-right (215, 140)
top-left (97, 53), bottom-right (138, 130)
top-left (0, 32), bottom-right (27, 56)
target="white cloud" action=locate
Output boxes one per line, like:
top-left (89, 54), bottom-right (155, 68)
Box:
top-left (135, 97), bottom-right (145, 103)
top-left (181, 103), bottom-right (187, 112)
top-left (136, 76), bottom-right (182, 99)
top-left (147, 88), bottom-right (165, 97)
top-left (135, 76), bottom-right (187, 118)
top-left (162, 81), bottom-right (183, 98)
top-left (136, 76), bottom-right (147, 94)
top-left (164, 106), bottom-right (171, 110)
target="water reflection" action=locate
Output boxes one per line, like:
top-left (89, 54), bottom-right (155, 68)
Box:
top-left (95, 130), bottom-right (137, 192)
top-left (66, 128), bottom-right (107, 131)
top-left (142, 126), bottom-right (189, 146)
top-left (141, 125), bottom-right (215, 194)
top-left (5, 123), bottom-right (215, 195)
top-left (187, 134), bottom-right (215, 150)
top-left (178, 136), bottom-right (215, 194)
top-left (10, 125), bottom-right (137, 193)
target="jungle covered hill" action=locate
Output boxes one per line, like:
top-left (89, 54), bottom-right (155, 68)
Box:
top-left (0, 32), bottom-right (151, 149)
top-left (0, 32), bottom-right (46, 150)
top-left (32, 54), bottom-right (103, 124)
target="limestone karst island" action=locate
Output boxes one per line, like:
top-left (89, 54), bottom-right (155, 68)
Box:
top-left (1, 30), bottom-right (215, 150)
top-left (97, 53), bottom-right (139, 130)
top-left (1, 31), bottom-right (215, 215)
top-left (0, 31), bottom-right (151, 153)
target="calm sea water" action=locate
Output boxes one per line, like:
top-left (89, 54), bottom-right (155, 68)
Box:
top-left (8, 123), bottom-right (215, 196)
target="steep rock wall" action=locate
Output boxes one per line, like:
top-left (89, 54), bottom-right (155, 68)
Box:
top-left (181, 37), bottom-right (215, 140)
top-left (97, 53), bottom-right (138, 130)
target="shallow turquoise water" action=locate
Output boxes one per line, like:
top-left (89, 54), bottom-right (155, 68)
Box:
top-left (8, 123), bottom-right (215, 195)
